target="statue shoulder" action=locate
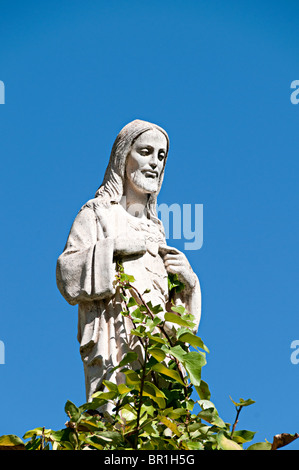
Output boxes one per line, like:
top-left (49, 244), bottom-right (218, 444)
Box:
top-left (77, 197), bottom-right (117, 224)
top-left (78, 197), bottom-right (110, 214)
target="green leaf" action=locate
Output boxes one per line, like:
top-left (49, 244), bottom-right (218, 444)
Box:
top-left (217, 431), bottom-right (243, 450)
top-left (149, 316), bottom-right (163, 327)
top-left (198, 399), bottom-right (216, 410)
top-left (131, 326), bottom-right (146, 337)
top-left (23, 427), bottom-right (45, 439)
top-left (112, 351), bottom-right (138, 371)
top-left (94, 431), bottom-right (123, 446)
top-left (186, 398), bottom-right (195, 411)
top-left (147, 333), bottom-right (167, 344)
top-left (159, 416), bottom-right (181, 437)
top-left (131, 382), bottom-right (167, 409)
top-left (65, 400), bottom-right (81, 422)
top-left (229, 397), bottom-right (255, 408)
top-left (141, 403), bottom-right (156, 418)
top-left (147, 301), bottom-right (164, 315)
top-left (167, 344), bottom-right (188, 362)
top-left (151, 362), bottom-right (185, 386)
top-left (246, 441), bottom-right (272, 450)
top-left (151, 397), bottom-right (166, 409)
top-left (198, 409), bottom-right (226, 428)
top-left (81, 436), bottom-right (104, 450)
top-left (168, 274), bottom-right (185, 293)
top-left (143, 382), bottom-right (166, 399)
top-left (182, 351), bottom-right (206, 386)
top-left (92, 390), bottom-right (118, 401)
top-left (0, 434), bottom-right (25, 447)
top-left (171, 305), bottom-right (186, 315)
top-left (164, 345), bottom-right (206, 387)
top-left (120, 273), bottom-right (135, 283)
top-left (25, 438), bottom-right (44, 450)
top-left (120, 404), bottom-right (137, 422)
top-left (78, 402), bottom-right (94, 413)
top-left (117, 383), bottom-right (132, 395)
top-left (78, 418), bottom-right (103, 433)
top-left (185, 441), bottom-right (204, 450)
top-left (131, 307), bottom-right (146, 322)
top-left (148, 347), bottom-right (166, 362)
top-left (102, 380), bottom-right (119, 393)
top-left (69, 430), bottom-right (79, 449)
top-left (165, 312), bottom-right (195, 328)
top-left (123, 369), bottom-right (141, 386)
top-left (232, 430), bottom-right (256, 444)
top-left (61, 440), bottom-right (74, 450)
top-left (127, 296), bottom-right (137, 307)
top-left (198, 400), bottom-right (226, 428)
top-left (144, 317), bottom-right (163, 333)
top-left (177, 330), bottom-right (209, 353)
top-left (168, 408), bottom-right (188, 419)
top-left (195, 379), bottom-right (211, 400)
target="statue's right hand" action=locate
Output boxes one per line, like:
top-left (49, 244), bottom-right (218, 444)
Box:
top-left (113, 237), bottom-right (146, 257)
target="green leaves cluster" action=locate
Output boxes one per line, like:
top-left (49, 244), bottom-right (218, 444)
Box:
top-left (0, 268), bottom-right (297, 451)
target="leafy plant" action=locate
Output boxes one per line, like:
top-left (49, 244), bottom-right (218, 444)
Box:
top-left (0, 266), bottom-right (297, 451)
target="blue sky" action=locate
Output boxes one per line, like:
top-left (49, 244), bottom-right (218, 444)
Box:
top-left (0, 0), bottom-right (299, 449)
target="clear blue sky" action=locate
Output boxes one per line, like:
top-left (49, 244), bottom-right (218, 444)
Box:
top-left (0, 0), bottom-right (299, 449)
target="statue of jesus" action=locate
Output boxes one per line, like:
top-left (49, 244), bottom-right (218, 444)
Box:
top-left (56, 119), bottom-right (201, 405)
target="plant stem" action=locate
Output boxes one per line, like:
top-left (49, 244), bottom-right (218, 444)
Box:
top-left (231, 406), bottom-right (242, 437)
top-left (134, 339), bottom-right (148, 449)
top-left (40, 427), bottom-right (45, 450)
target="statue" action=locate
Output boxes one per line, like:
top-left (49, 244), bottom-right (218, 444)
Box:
top-left (56, 119), bottom-right (201, 407)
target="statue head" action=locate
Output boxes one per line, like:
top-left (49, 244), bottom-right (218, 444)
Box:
top-left (95, 119), bottom-right (169, 222)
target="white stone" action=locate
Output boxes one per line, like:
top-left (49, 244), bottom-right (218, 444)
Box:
top-left (56, 119), bottom-right (201, 408)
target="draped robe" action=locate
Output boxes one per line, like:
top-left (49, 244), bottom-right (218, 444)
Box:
top-left (56, 198), bottom-right (201, 404)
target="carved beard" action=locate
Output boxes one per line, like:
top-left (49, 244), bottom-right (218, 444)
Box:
top-left (128, 168), bottom-right (161, 195)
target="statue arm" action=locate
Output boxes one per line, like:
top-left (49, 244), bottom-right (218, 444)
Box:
top-left (56, 205), bottom-right (115, 305)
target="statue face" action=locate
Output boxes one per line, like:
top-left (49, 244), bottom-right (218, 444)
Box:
top-left (125, 128), bottom-right (167, 196)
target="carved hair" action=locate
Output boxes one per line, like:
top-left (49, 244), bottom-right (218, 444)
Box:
top-left (94, 119), bottom-right (169, 225)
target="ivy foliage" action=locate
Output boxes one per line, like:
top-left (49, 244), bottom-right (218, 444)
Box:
top-left (0, 268), bottom-right (298, 451)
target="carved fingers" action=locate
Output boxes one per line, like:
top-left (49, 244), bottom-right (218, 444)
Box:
top-left (159, 245), bottom-right (197, 289)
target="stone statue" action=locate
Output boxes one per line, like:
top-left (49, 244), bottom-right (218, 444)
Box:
top-left (56, 119), bottom-right (201, 406)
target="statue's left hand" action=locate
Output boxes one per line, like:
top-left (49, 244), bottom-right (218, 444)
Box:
top-left (159, 245), bottom-right (197, 290)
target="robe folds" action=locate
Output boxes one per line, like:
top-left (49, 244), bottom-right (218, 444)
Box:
top-left (56, 198), bottom-right (201, 404)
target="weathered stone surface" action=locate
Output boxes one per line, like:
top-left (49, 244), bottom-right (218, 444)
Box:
top-left (56, 119), bottom-right (201, 409)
